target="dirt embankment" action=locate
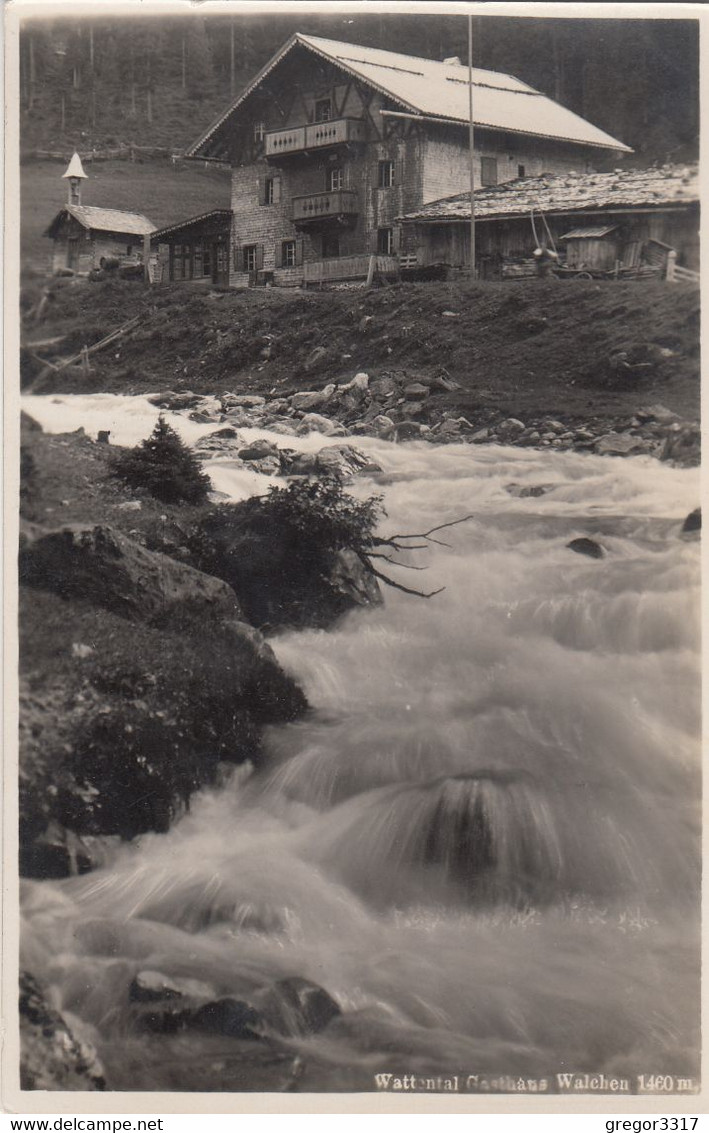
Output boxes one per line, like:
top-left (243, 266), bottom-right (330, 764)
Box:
top-left (22, 276), bottom-right (700, 427)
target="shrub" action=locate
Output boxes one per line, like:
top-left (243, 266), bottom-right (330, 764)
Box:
top-left (112, 416), bottom-right (211, 504)
top-left (258, 479), bottom-right (384, 556)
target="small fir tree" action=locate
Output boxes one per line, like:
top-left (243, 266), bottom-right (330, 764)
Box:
top-left (112, 416), bottom-right (211, 504)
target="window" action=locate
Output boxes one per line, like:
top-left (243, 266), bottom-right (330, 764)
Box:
top-left (261, 176), bottom-right (280, 205)
top-left (481, 156), bottom-right (498, 186)
top-left (378, 160), bottom-right (395, 188)
top-left (253, 122), bottom-right (266, 142)
top-left (243, 244), bottom-right (258, 272)
top-left (328, 166), bottom-right (344, 191)
top-left (281, 240), bottom-right (296, 268)
top-left (203, 245), bottom-right (212, 277)
top-left (315, 98), bottom-right (332, 122)
top-left (322, 233), bottom-right (340, 259)
top-left (126, 244), bottom-right (133, 257)
top-left (517, 164), bottom-right (526, 179)
top-left (377, 227), bottom-right (394, 255)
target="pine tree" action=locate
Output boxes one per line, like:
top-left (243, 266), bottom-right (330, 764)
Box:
top-left (112, 417), bottom-right (212, 505)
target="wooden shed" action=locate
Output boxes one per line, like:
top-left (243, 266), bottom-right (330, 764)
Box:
top-left (559, 225), bottom-right (619, 271)
top-left (150, 210), bottom-right (232, 286)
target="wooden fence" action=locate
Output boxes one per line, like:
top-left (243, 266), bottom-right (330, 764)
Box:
top-left (666, 250), bottom-right (700, 285)
top-left (303, 254), bottom-right (399, 286)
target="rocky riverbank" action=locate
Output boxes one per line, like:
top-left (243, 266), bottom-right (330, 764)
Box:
top-left (148, 373), bottom-right (700, 469)
top-left (18, 414), bottom-right (389, 883)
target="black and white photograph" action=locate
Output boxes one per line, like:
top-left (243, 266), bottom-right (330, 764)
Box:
top-left (4, 0), bottom-right (703, 1111)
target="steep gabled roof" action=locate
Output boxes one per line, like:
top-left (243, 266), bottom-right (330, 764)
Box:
top-left (45, 204), bottom-right (157, 239)
top-left (397, 164), bottom-right (699, 223)
top-left (187, 32), bottom-right (631, 159)
top-left (151, 209), bottom-right (232, 240)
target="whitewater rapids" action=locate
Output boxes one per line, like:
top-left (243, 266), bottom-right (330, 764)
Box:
top-left (19, 394), bottom-right (701, 1092)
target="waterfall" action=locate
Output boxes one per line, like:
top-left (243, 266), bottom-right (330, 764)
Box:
top-left (20, 394), bottom-right (701, 1092)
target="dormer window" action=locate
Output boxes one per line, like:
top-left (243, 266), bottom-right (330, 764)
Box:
top-left (315, 98), bottom-right (332, 122)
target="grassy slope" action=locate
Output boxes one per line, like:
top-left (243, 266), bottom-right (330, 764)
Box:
top-left (24, 276), bottom-right (701, 426)
top-left (21, 158), bottom-right (231, 272)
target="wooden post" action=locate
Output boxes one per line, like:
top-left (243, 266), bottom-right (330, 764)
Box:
top-left (468, 14), bottom-right (476, 280)
top-left (230, 22), bottom-right (235, 96)
top-left (143, 234), bottom-right (152, 285)
top-left (666, 249), bottom-right (677, 282)
top-left (365, 254), bottom-right (376, 288)
top-left (81, 345), bottom-right (90, 376)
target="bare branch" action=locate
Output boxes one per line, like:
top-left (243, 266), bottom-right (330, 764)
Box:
top-left (367, 552), bottom-right (429, 571)
top-left (368, 564), bottom-right (445, 599)
top-left (376, 513), bottom-right (476, 544)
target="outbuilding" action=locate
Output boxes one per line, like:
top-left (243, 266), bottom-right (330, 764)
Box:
top-left (44, 153), bottom-right (156, 275)
top-left (150, 209), bottom-right (233, 285)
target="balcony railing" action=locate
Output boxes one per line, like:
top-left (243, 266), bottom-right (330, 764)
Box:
top-left (303, 254), bottom-right (399, 285)
top-left (292, 189), bottom-right (358, 224)
top-left (265, 118), bottom-right (365, 159)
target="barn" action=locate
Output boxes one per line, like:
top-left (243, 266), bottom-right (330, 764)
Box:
top-left (396, 164), bottom-right (699, 280)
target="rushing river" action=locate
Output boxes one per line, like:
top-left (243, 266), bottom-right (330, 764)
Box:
top-left (20, 395), bottom-right (701, 1094)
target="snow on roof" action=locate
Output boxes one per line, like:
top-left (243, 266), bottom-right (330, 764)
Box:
top-left (45, 204), bottom-right (157, 238)
top-left (397, 165), bottom-right (699, 224)
top-left (188, 33), bottom-right (631, 158)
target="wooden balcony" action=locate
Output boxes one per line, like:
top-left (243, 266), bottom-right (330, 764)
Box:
top-left (265, 118), bottom-right (365, 159)
top-left (292, 189), bottom-right (359, 226)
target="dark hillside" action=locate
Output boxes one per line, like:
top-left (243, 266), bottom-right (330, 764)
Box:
top-left (18, 13), bottom-right (698, 165)
top-left (23, 277), bottom-right (700, 428)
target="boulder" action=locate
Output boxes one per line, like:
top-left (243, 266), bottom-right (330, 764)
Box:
top-left (506, 483), bottom-right (551, 498)
top-left (290, 389), bottom-right (331, 412)
top-left (19, 523), bottom-right (242, 626)
top-left (660, 423), bottom-right (701, 468)
top-left (403, 382), bottom-right (430, 401)
top-left (328, 549), bottom-right (382, 610)
top-left (20, 971), bottom-right (106, 1091)
top-left (369, 375), bottom-right (400, 401)
top-left (265, 397), bottom-right (291, 415)
top-left (567, 537), bottom-right (605, 559)
top-left (315, 445), bottom-right (381, 480)
top-left (470, 428), bottom-right (490, 443)
top-left (681, 507), bottom-right (701, 535)
top-left (498, 417), bottom-right (526, 436)
top-left (257, 977), bottom-right (341, 1038)
top-left (19, 819), bottom-right (95, 879)
top-left (394, 421), bottom-right (424, 441)
top-left (367, 415), bottom-right (396, 438)
top-left (238, 439), bottom-right (279, 462)
top-left (637, 404), bottom-right (680, 425)
top-left (248, 455), bottom-right (282, 477)
top-left (594, 432), bottom-right (649, 456)
top-left (129, 970), bottom-right (216, 1004)
top-left (286, 451), bottom-right (318, 477)
top-left (147, 391), bottom-right (204, 410)
top-left (296, 413), bottom-right (348, 437)
top-left (220, 394), bottom-right (267, 410)
top-left (187, 998), bottom-right (263, 1040)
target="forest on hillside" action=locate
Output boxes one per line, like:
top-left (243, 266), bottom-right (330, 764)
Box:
top-left (18, 10), bottom-right (698, 165)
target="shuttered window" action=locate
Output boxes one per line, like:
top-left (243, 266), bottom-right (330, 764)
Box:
top-left (481, 157), bottom-right (498, 186)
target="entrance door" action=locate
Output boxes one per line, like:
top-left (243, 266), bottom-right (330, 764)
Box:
top-left (212, 242), bottom-right (229, 287)
top-left (67, 238), bottom-right (79, 269)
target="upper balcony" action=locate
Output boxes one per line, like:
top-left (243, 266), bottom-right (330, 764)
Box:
top-left (292, 189), bottom-right (359, 226)
top-left (265, 118), bottom-right (365, 160)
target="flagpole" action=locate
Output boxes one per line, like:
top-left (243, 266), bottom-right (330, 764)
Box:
top-left (468, 13), bottom-right (476, 278)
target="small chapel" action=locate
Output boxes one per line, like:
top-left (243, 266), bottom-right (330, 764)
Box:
top-left (44, 153), bottom-right (156, 274)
